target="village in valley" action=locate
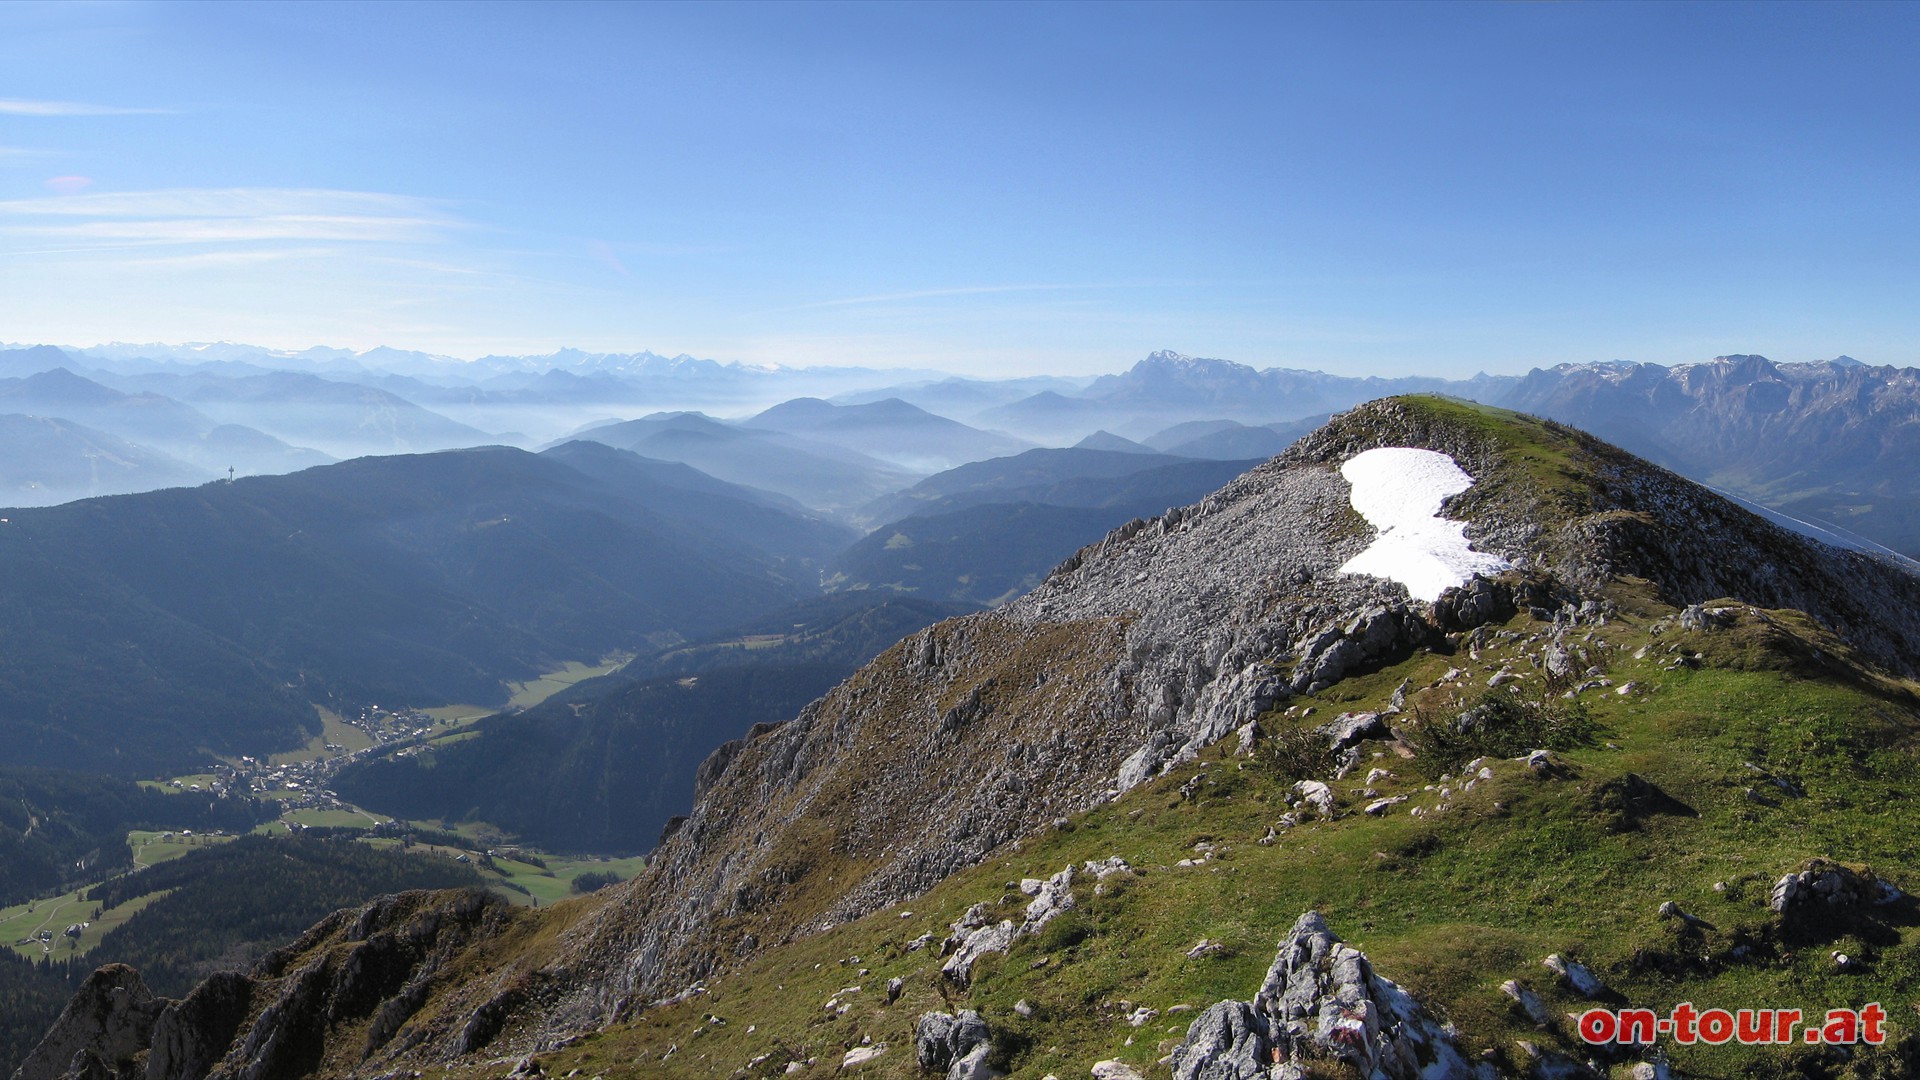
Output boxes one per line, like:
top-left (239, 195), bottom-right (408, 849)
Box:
top-left (1, 674), bottom-right (643, 963)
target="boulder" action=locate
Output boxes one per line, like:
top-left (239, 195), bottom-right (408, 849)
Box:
top-left (946, 1044), bottom-right (1003, 1080)
top-left (914, 1010), bottom-right (989, 1073)
top-left (1167, 1000), bottom-right (1269, 1080)
top-left (1541, 954), bottom-right (1608, 999)
top-left (1292, 780), bottom-right (1335, 817)
top-left (1320, 711), bottom-right (1388, 751)
top-left (1167, 912), bottom-right (1482, 1080)
top-left (1499, 979), bottom-right (1552, 1027)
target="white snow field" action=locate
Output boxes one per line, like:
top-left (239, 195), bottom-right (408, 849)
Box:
top-left (1336, 447), bottom-right (1510, 602)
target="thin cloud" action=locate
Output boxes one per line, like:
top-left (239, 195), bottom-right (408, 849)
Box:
top-left (0, 98), bottom-right (171, 117)
top-left (109, 246), bottom-right (346, 270)
top-left (0, 187), bottom-right (461, 248)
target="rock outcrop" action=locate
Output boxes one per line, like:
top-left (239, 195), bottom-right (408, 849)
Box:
top-left (914, 1010), bottom-right (990, 1073)
top-left (1769, 859), bottom-right (1903, 918)
top-left (12, 966), bottom-right (164, 1080)
top-left (17, 890), bottom-right (516, 1080)
top-left (1168, 912), bottom-right (1484, 1080)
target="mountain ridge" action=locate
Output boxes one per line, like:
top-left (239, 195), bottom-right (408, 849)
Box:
top-left (21, 396), bottom-right (1920, 1080)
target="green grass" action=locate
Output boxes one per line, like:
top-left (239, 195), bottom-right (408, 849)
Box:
top-left (426, 729), bottom-right (483, 746)
top-left (137, 772), bottom-right (223, 793)
top-left (269, 705), bottom-right (374, 765)
top-left (481, 592), bottom-right (1920, 1080)
top-left (421, 704), bottom-right (496, 724)
top-left (503, 656), bottom-right (631, 710)
top-left (487, 853), bottom-right (649, 907)
top-left (283, 807), bottom-right (390, 829)
top-left (0, 888), bottom-right (174, 960)
top-left (413, 656), bottom-right (632, 731)
top-left (128, 829), bottom-right (237, 869)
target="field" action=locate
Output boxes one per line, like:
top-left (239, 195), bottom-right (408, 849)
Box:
top-left (420, 655), bottom-right (631, 729)
top-left (269, 705), bottom-right (376, 765)
top-left (283, 807), bottom-right (390, 829)
top-left (503, 656), bottom-right (630, 710)
top-left (0, 887), bottom-right (174, 960)
top-left (128, 829), bottom-right (236, 869)
top-left (137, 772), bottom-right (223, 794)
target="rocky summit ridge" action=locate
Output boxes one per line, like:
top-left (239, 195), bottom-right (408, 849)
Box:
top-left (23, 395), bottom-right (1920, 1080)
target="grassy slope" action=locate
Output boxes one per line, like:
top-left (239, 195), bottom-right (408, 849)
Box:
top-left (425, 578), bottom-right (1920, 1080)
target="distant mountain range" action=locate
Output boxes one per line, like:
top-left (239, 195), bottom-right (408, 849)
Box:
top-left (6, 340), bottom-right (1918, 560)
top-left (561, 411), bottom-right (916, 512)
top-left (1496, 354), bottom-right (1920, 556)
top-left (95, 368), bottom-right (493, 459)
top-left (0, 367), bottom-right (331, 500)
top-left (0, 441), bottom-right (851, 774)
top-left (961, 350), bottom-right (1505, 443)
top-left (0, 414), bottom-right (206, 505)
top-left (832, 447), bottom-right (1265, 605)
top-left (742, 396), bottom-right (1032, 472)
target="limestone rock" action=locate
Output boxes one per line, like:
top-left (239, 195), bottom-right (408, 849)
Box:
top-left (144, 972), bottom-right (254, 1080)
top-left (946, 1044), bottom-right (1002, 1080)
top-left (13, 965), bottom-right (165, 1080)
top-left (1769, 858), bottom-right (1902, 916)
top-left (942, 920), bottom-right (1016, 985)
top-left (1168, 912), bottom-right (1481, 1080)
top-left (1020, 866), bottom-right (1076, 934)
top-left (1292, 780), bottom-right (1335, 817)
top-left (1541, 954), bottom-right (1608, 999)
top-left (1499, 979), bottom-right (1553, 1027)
top-left (1320, 711), bottom-right (1388, 751)
top-left (914, 1011), bottom-right (989, 1073)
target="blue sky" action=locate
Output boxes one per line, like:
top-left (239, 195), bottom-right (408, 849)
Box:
top-left (1, 1), bottom-right (1916, 377)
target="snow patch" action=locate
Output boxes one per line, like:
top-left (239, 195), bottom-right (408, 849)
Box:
top-left (1337, 447), bottom-right (1508, 602)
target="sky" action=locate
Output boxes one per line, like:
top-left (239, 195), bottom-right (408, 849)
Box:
top-left (1, 1), bottom-right (1917, 378)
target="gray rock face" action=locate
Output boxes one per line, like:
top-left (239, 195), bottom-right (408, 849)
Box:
top-left (1019, 866), bottom-right (1076, 934)
top-left (943, 863), bottom-right (1086, 984)
top-left (13, 965), bottom-right (165, 1080)
top-left (144, 972), bottom-right (254, 1080)
top-left (1009, 459), bottom-right (1410, 793)
top-left (1168, 1001), bottom-right (1269, 1080)
top-left (914, 1010), bottom-right (989, 1073)
top-left (946, 1043), bottom-right (1003, 1080)
top-left (1169, 912), bottom-right (1482, 1080)
top-left (1320, 711), bottom-right (1388, 752)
